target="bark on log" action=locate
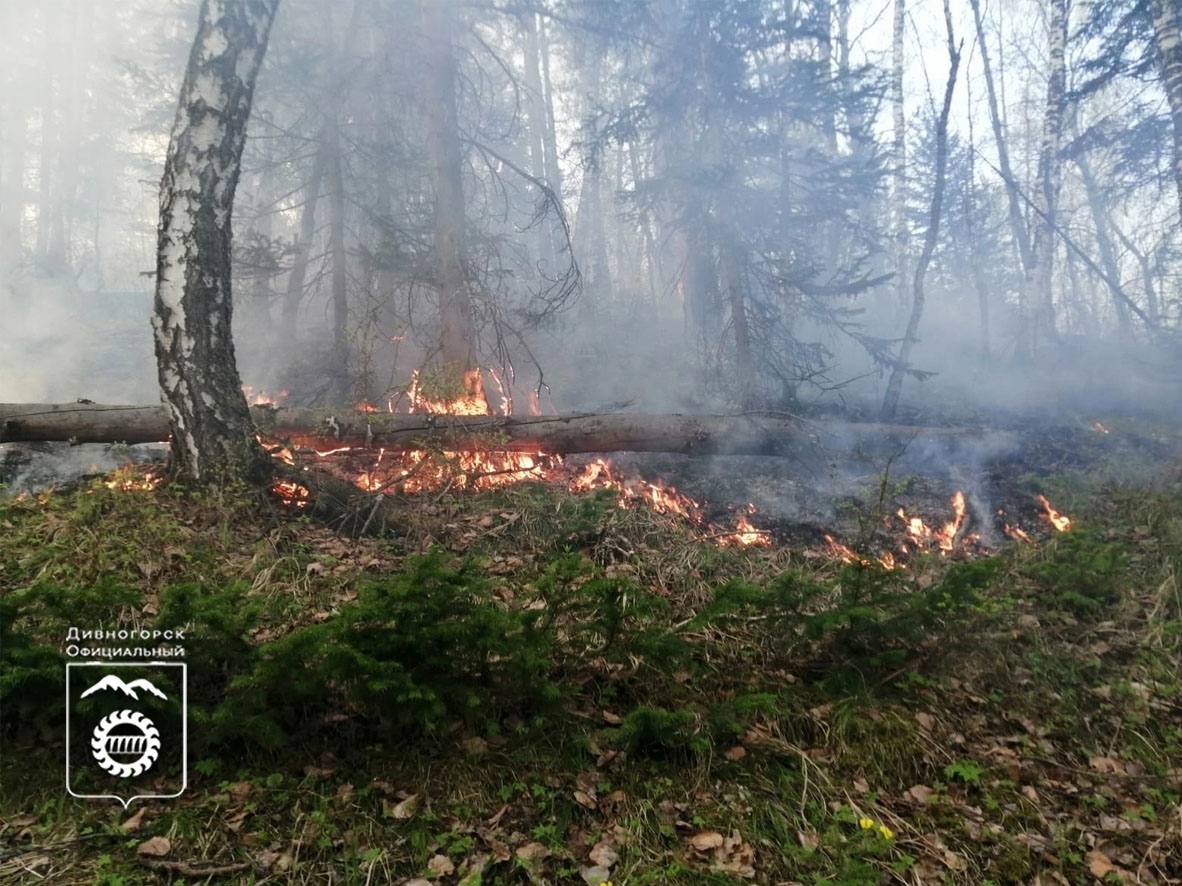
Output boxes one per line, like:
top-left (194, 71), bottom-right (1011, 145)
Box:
top-left (0, 403), bottom-right (1016, 458)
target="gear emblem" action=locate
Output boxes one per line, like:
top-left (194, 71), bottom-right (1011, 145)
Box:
top-left (90, 709), bottom-right (161, 778)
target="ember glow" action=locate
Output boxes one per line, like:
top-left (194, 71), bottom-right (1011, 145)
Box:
top-left (1036, 494), bottom-right (1072, 532)
top-left (243, 386), bottom-right (288, 407)
top-left (272, 478), bottom-right (311, 509)
top-left (254, 367), bottom-right (770, 544)
top-left (1004, 524), bottom-right (1033, 543)
top-left (718, 505), bottom-right (772, 547)
top-left (823, 534), bottom-right (898, 569)
top-left (104, 471), bottom-right (161, 491)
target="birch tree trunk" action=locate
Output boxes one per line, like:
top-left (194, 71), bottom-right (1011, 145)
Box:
top-left (152, 0), bottom-right (278, 484)
top-left (1028, 0), bottom-right (1068, 350)
top-left (422, 0), bottom-right (477, 385)
top-left (1149, 0), bottom-right (1182, 223)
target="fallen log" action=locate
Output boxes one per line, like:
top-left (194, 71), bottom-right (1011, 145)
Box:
top-left (0, 402), bottom-right (1016, 458)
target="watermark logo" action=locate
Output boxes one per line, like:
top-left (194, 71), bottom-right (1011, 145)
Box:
top-left (66, 662), bottom-right (187, 807)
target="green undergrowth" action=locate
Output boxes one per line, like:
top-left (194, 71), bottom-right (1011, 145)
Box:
top-left (1, 469), bottom-right (1180, 885)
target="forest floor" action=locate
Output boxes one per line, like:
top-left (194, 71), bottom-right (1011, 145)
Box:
top-left (1, 418), bottom-right (1180, 886)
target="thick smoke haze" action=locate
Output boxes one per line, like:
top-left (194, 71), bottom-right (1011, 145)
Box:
top-left (0, 0), bottom-right (1179, 426)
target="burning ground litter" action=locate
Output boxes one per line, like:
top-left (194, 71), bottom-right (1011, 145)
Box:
top-left (2, 419), bottom-right (1180, 886)
top-left (2, 373), bottom-right (1147, 564)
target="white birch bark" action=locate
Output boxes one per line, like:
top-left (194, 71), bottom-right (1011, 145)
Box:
top-left (152, 0), bottom-right (279, 482)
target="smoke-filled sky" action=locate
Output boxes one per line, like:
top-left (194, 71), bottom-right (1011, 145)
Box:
top-left (1, 0), bottom-right (1178, 419)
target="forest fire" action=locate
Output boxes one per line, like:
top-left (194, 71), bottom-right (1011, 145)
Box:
top-left (1036, 494), bottom-right (1072, 532)
top-left (896, 491), bottom-right (980, 555)
top-left (104, 470), bottom-right (161, 491)
top-left (250, 368), bottom-right (774, 545)
top-left (1004, 524), bottom-right (1033, 543)
top-left (823, 534), bottom-right (899, 569)
top-left (271, 478), bottom-right (310, 509)
top-left (243, 386), bottom-right (288, 407)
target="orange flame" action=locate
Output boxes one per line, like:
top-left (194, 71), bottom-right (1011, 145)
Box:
top-left (896, 491), bottom-right (972, 553)
top-left (408, 368), bottom-right (492, 416)
top-left (243, 386), bottom-right (288, 407)
top-left (1036, 495), bottom-right (1071, 532)
top-left (104, 471), bottom-right (161, 491)
top-left (823, 534), bottom-right (899, 569)
top-left (272, 478), bottom-right (310, 509)
top-left (1004, 524), bottom-right (1033, 543)
top-left (719, 512), bottom-right (772, 547)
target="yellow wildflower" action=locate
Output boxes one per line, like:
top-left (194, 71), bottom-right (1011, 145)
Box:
top-left (858, 817), bottom-right (875, 830)
top-left (878, 825), bottom-right (894, 840)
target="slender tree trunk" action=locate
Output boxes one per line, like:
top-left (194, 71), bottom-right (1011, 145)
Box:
top-left (891, 0), bottom-right (908, 307)
top-left (0, 104), bottom-right (25, 269)
top-left (881, 1), bottom-right (960, 421)
top-left (281, 139), bottom-right (328, 340)
top-left (1112, 224), bottom-right (1163, 327)
top-left (538, 18), bottom-right (564, 207)
top-left (152, 0), bottom-right (278, 484)
top-left (422, 0), bottom-right (476, 384)
top-left (967, 0), bottom-right (1035, 355)
top-left (574, 51), bottom-right (611, 304)
top-left (1149, 0), bottom-right (1182, 223)
top-left (964, 75), bottom-right (991, 358)
top-left (718, 225), bottom-right (753, 403)
top-left (1029, 0), bottom-right (1068, 350)
top-left (1075, 149), bottom-right (1132, 334)
top-left (628, 141), bottom-right (660, 303)
top-left (327, 111), bottom-right (349, 397)
top-left (522, 11), bottom-right (556, 274)
top-left (35, 8), bottom-right (58, 267)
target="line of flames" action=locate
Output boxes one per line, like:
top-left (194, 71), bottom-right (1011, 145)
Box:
top-left (95, 376), bottom-right (1073, 560)
top-left (823, 489), bottom-right (1072, 569)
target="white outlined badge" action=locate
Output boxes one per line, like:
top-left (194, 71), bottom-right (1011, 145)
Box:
top-left (66, 662), bottom-right (187, 807)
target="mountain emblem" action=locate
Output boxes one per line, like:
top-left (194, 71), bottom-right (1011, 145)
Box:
top-left (80, 675), bottom-right (168, 701)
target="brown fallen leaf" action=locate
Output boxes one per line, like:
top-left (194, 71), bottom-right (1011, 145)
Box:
top-left (136, 836), bottom-right (171, 857)
top-left (906, 784), bottom-right (936, 804)
top-left (428, 854), bottom-right (455, 876)
top-left (573, 790), bottom-right (598, 810)
top-left (797, 831), bottom-right (819, 851)
top-left (1088, 756), bottom-right (1125, 775)
top-left (724, 746), bottom-right (747, 762)
top-left (588, 841), bottom-right (618, 868)
top-left (229, 780), bottom-right (254, 803)
top-left (1085, 850), bottom-right (1117, 879)
top-left (120, 807), bottom-right (147, 832)
top-left (516, 842), bottom-right (549, 862)
top-left (689, 830), bottom-right (724, 852)
top-left (388, 794), bottom-right (420, 820)
top-left (462, 737), bottom-right (488, 756)
top-left (915, 711), bottom-right (936, 731)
